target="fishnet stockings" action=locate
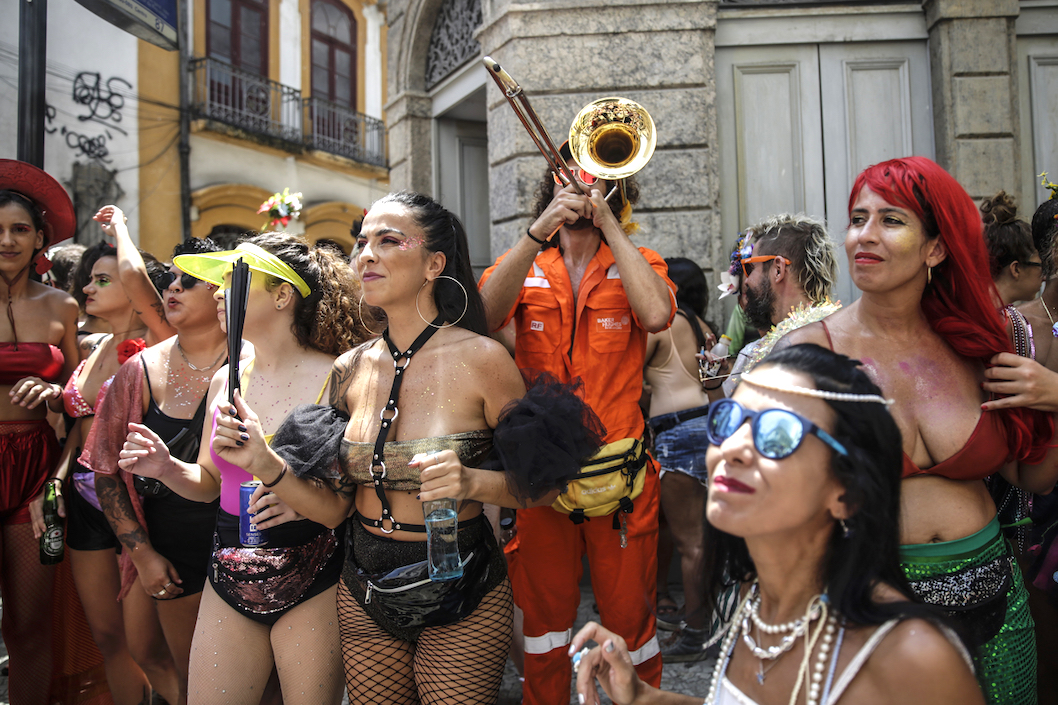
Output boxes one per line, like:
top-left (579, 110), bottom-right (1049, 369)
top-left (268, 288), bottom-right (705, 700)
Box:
top-left (1, 522), bottom-right (55, 705)
top-left (188, 582), bottom-right (344, 705)
top-left (337, 578), bottom-right (513, 705)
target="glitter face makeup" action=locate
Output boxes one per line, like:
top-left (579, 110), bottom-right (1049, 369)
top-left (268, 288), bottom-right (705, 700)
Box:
top-left (396, 235), bottom-right (426, 251)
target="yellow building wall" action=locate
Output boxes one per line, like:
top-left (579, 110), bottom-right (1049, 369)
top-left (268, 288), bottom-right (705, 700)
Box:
top-left (136, 40), bottom-right (183, 259)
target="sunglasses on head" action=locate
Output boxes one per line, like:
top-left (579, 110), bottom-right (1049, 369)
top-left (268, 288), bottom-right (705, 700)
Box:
top-left (552, 167), bottom-right (600, 187)
top-left (706, 398), bottom-right (847, 459)
top-left (160, 270), bottom-right (210, 290)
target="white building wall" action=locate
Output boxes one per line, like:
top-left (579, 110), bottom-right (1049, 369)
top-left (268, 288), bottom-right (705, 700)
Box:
top-left (0, 1), bottom-right (142, 242)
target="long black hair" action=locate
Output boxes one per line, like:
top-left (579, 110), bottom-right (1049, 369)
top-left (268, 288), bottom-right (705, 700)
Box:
top-left (704, 344), bottom-right (936, 627)
top-left (372, 192), bottom-right (488, 336)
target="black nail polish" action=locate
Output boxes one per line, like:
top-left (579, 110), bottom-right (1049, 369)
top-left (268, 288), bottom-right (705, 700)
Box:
top-left (415, 494), bottom-right (420, 500)
top-left (238, 424), bottom-right (247, 432)
top-left (240, 433), bottom-right (249, 441)
top-left (236, 440), bottom-right (244, 446)
top-left (229, 407), bottom-right (237, 416)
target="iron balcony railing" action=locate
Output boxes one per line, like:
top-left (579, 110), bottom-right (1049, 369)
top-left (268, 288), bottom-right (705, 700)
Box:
top-left (189, 57), bottom-right (386, 167)
top-left (304, 95), bottom-right (386, 167)
top-left (190, 57), bottom-right (302, 143)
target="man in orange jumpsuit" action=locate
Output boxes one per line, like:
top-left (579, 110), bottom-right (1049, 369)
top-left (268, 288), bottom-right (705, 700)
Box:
top-left (480, 147), bottom-right (675, 705)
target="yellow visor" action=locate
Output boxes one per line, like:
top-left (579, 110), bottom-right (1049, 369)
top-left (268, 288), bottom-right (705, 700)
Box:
top-left (173, 242), bottom-right (311, 298)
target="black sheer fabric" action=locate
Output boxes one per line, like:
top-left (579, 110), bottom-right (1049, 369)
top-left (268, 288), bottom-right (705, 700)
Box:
top-left (483, 372), bottom-right (606, 503)
top-left (271, 403), bottom-right (349, 481)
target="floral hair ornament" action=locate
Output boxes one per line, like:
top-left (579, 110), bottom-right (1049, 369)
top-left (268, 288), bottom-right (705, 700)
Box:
top-left (740, 371), bottom-right (893, 406)
top-left (173, 242), bottom-right (312, 298)
top-left (1041, 172), bottom-right (1058, 202)
top-left (718, 234), bottom-right (753, 300)
top-left (258, 188), bottom-right (303, 230)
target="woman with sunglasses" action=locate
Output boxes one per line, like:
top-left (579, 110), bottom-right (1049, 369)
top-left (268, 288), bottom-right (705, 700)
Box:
top-left (572, 344), bottom-right (983, 705)
top-left (114, 233), bottom-right (370, 705)
top-left (81, 234), bottom-right (230, 705)
top-left (26, 204), bottom-right (180, 705)
top-left (779, 157), bottom-right (1058, 704)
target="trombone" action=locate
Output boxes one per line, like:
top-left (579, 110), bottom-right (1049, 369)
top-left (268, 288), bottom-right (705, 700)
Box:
top-left (483, 57), bottom-right (656, 216)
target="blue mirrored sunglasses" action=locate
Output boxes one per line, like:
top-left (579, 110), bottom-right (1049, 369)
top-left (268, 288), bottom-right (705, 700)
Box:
top-left (705, 398), bottom-right (847, 459)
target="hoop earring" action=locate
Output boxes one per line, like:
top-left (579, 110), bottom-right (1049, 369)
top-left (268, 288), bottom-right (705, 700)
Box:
top-left (416, 275), bottom-right (468, 329)
top-left (927, 266), bottom-right (933, 285)
top-left (357, 293), bottom-right (384, 335)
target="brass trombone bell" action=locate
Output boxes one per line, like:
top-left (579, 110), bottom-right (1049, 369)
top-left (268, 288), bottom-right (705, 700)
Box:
top-left (569, 98), bottom-right (656, 181)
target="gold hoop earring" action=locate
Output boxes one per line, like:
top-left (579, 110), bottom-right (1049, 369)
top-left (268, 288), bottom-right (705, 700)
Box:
top-left (927, 266), bottom-right (933, 285)
top-left (416, 275), bottom-right (468, 329)
top-left (357, 293), bottom-right (384, 335)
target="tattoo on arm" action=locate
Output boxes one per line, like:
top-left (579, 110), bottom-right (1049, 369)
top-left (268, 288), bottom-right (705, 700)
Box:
top-left (328, 357), bottom-right (355, 413)
top-left (116, 526), bottom-right (149, 552)
top-left (151, 300), bottom-right (168, 326)
top-left (97, 474), bottom-right (148, 549)
top-left (322, 473), bottom-right (358, 500)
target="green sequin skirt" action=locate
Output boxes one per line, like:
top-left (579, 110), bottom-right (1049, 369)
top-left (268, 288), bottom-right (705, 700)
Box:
top-left (901, 517), bottom-right (1036, 705)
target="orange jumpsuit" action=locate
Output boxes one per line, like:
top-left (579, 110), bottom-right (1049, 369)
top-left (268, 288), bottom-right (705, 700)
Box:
top-left (480, 242), bottom-right (676, 705)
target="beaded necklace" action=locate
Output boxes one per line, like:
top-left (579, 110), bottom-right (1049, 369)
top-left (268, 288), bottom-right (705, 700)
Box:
top-left (706, 582), bottom-right (839, 705)
top-left (358, 316), bottom-right (444, 534)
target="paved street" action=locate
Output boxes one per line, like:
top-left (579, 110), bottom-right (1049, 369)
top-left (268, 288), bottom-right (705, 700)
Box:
top-left (0, 584), bottom-right (714, 705)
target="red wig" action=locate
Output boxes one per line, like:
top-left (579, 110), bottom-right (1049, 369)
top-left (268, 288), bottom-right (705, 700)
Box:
top-left (850, 157), bottom-right (1052, 464)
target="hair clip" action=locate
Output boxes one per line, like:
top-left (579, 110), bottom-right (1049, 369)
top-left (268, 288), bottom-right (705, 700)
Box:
top-left (1041, 172), bottom-right (1058, 201)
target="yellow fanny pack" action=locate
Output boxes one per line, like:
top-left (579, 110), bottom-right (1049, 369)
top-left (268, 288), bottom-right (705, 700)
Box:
top-left (552, 437), bottom-right (648, 525)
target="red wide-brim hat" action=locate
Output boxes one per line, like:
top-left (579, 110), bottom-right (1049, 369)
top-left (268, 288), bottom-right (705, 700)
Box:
top-left (0, 159), bottom-right (76, 247)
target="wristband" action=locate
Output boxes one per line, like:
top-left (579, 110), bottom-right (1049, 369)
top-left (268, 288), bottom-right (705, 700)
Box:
top-left (525, 228), bottom-right (547, 245)
top-left (261, 462), bottom-right (288, 488)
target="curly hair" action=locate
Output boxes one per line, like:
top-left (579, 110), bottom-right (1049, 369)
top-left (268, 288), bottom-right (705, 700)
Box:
top-left (745, 214), bottom-right (837, 304)
top-left (851, 157), bottom-right (1052, 464)
top-left (371, 192), bottom-right (488, 336)
top-left (244, 232), bottom-right (372, 356)
top-left (981, 191), bottom-right (1035, 279)
top-left (1031, 196), bottom-right (1058, 278)
top-left (528, 168), bottom-right (640, 248)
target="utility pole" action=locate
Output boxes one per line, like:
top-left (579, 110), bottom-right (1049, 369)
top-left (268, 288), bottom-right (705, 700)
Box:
top-left (17, 0), bottom-right (48, 168)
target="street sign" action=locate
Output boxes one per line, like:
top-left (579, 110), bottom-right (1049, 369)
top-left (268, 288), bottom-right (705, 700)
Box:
top-left (74, 0), bottom-right (178, 51)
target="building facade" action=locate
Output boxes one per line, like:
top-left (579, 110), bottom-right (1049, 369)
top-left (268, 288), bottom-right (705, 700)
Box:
top-left (386, 0), bottom-right (1058, 310)
top-left (1, 0), bottom-right (391, 258)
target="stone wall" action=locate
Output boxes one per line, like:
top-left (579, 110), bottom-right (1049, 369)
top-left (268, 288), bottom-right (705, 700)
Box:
top-left (926, 0), bottom-right (1023, 203)
top-left (476, 0), bottom-right (721, 269)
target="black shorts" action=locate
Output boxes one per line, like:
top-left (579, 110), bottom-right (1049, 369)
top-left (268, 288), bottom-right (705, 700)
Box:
top-left (66, 473), bottom-right (120, 552)
top-left (143, 491), bottom-right (219, 597)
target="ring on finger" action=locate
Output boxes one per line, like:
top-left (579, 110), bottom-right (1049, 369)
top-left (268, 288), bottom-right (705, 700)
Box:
top-left (155, 589), bottom-right (167, 597)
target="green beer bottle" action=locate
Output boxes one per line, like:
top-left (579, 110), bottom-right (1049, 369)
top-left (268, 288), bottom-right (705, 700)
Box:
top-left (39, 480), bottom-right (64, 565)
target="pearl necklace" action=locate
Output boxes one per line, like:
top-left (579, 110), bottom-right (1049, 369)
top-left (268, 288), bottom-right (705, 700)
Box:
top-left (706, 582), bottom-right (839, 705)
top-left (176, 340), bottom-right (225, 372)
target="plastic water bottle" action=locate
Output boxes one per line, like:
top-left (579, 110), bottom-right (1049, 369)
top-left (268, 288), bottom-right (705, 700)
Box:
top-left (424, 498), bottom-right (462, 581)
top-left (701, 334), bottom-right (732, 380)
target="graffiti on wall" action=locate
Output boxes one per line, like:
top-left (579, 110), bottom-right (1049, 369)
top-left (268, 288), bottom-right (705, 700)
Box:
top-left (46, 71), bottom-right (132, 164)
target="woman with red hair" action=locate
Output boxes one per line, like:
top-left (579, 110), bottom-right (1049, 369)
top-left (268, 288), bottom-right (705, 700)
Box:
top-left (782, 156), bottom-right (1058, 704)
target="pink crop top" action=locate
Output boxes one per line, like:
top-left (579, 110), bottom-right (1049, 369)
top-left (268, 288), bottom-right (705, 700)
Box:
top-left (210, 374), bottom-right (329, 514)
top-left (0, 342), bottom-right (64, 385)
top-left (63, 359), bottom-right (114, 418)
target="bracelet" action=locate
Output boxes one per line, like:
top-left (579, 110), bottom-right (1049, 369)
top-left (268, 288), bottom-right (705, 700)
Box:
top-left (703, 381), bottom-right (724, 391)
top-left (261, 462), bottom-right (288, 488)
top-left (525, 227), bottom-right (547, 245)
